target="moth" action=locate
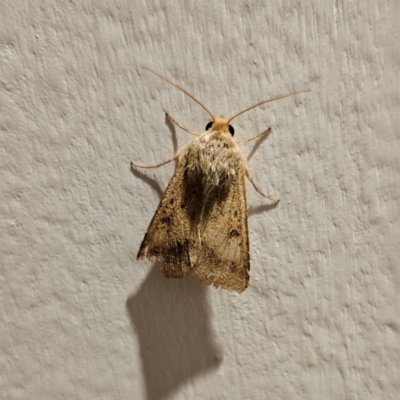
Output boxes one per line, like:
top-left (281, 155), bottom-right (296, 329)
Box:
top-left (132, 68), bottom-right (305, 292)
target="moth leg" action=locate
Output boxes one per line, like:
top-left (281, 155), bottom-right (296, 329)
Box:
top-left (246, 169), bottom-right (279, 203)
top-left (237, 127), bottom-right (271, 143)
top-left (166, 113), bottom-right (199, 136)
top-left (131, 146), bottom-right (186, 169)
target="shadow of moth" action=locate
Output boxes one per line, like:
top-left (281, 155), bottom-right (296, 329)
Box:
top-left (132, 68), bottom-right (306, 292)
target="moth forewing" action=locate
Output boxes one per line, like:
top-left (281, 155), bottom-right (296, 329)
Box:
top-left (192, 160), bottom-right (250, 293)
top-left (132, 69), bottom-right (306, 292)
top-left (136, 153), bottom-right (192, 278)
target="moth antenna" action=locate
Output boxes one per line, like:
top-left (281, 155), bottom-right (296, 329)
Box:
top-left (227, 90), bottom-right (310, 123)
top-left (144, 67), bottom-right (215, 122)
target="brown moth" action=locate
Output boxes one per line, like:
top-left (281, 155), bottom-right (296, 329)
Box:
top-left (132, 69), bottom-right (305, 292)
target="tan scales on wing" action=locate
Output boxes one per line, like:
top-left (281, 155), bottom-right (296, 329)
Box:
top-left (192, 164), bottom-right (250, 292)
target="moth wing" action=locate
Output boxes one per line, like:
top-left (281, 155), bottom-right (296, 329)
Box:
top-left (193, 166), bottom-right (250, 292)
top-left (137, 154), bottom-right (194, 278)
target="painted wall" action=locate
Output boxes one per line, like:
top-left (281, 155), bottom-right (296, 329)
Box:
top-left (1, 1), bottom-right (399, 399)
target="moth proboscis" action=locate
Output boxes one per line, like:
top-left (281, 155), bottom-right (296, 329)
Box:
top-left (132, 68), bottom-right (307, 293)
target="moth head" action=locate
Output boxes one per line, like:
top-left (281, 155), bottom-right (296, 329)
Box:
top-left (206, 117), bottom-right (235, 136)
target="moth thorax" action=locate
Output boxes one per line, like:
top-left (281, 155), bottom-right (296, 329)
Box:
top-left (186, 137), bottom-right (241, 188)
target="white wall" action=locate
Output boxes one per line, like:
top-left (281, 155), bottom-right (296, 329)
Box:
top-left (1, 1), bottom-right (399, 399)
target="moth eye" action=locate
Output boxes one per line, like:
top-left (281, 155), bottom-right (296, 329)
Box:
top-left (205, 121), bottom-right (213, 131)
top-left (229, 125), bottom-right (235, 136)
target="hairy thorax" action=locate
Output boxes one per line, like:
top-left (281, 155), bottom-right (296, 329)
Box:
top-left (185, 129), bottom-right (244, 188)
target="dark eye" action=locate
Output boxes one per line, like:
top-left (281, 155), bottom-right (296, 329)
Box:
top-left (205, 121), bottom-right (213, 130)
top-left (229, 125), bottom-right (235, 136)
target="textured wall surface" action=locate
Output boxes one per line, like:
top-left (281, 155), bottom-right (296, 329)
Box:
top-left (1, 1), bottom-right (399, 399)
